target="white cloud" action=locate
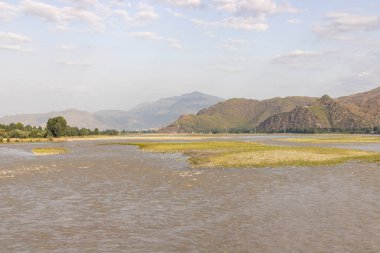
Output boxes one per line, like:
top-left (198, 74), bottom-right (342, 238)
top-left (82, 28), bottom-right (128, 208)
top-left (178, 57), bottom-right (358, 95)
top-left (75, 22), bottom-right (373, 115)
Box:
top-left (272, 50), bottom-right (324, 64)
top-left (63, 7), bottom-right (105, 30)
top-left (0, 32), bottom-right (31, 44)
top-left (135, 3), bottom-right (159, 22)
top-left (109, 0), bottom-right (132, 8)
top-left (166, 8), bottom-right (185, 18)
top-left (0, 44), bottom-right (32, 52)
top-left (224, 16), bottom-right (268, 31)
top-left (114, 3), bottom-right (159, 25)
top-left (0, 1), bottom-right (18, 21)
top-left (129, 31), bottom-right (182, 49)
top-left (192, 0), bottom-right (298, 32)
top-left (315, 12), bottom-right (380, 39)
top-left (0, 31), bottom-right (32, 52)
top-left (214, 0), bottom-right (298, 15)
top-left (163, 0), bottom-right (201, 8)
top-left (21, 0), bottom-right (105, 31)
top-left (62, 0), bottom-right (98, 7)
top-left (22, 0), bottom-right (63, 22)
top-left (192, 16), bottom-right (268, 31)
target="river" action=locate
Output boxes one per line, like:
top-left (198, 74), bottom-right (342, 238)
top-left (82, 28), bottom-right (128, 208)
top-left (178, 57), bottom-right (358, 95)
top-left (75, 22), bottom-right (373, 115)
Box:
top-left (1, 138), bottom-right (380, 252)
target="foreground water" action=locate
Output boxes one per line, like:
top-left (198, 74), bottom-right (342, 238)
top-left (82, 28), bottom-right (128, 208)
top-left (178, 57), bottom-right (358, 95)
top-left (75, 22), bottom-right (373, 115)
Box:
top-left (1, 139), bottom-right (380, 252)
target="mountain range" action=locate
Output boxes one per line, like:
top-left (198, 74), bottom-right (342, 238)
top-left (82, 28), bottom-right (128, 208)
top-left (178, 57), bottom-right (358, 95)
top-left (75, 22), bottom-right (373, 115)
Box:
top-left (162, 86), bottom-right (380, 133)
top-left (0, 92), bottom-right (224, 130)
top-left (2, 87), bottom-right (379, 132)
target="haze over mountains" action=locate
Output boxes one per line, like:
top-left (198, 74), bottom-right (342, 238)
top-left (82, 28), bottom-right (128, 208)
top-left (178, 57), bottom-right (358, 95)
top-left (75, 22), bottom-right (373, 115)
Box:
top-left (93, 92), bottom-right (223, 130)
top-left (1, 87), bottom-right (379, 132)
top-left (162, 86), bottom-right (380, 133)
top-left (0, 92), bottom-right (224, 130)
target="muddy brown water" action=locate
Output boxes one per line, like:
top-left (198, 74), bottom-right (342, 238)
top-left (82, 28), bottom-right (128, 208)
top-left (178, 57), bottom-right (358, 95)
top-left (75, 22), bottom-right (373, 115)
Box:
top-left (1, 138), bottom-right (380, 252)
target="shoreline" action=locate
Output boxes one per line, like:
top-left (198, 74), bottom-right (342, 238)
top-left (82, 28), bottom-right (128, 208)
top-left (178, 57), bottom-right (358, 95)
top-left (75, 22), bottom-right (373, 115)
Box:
top-left (0, 133), bottom-right (379, 145)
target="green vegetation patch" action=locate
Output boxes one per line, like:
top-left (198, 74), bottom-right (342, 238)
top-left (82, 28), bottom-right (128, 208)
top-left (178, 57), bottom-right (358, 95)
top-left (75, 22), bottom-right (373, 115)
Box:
top-left (32, 148), bottom-right (69, 156)
top-left (281, 135), bottom-right (380, 144)
top-left (113, 141), bottom-right (380, 168)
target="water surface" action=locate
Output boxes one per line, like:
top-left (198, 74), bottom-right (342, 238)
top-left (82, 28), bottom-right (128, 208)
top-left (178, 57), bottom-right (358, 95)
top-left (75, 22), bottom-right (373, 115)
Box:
top-left (1, 140), bottom-right (380, 252)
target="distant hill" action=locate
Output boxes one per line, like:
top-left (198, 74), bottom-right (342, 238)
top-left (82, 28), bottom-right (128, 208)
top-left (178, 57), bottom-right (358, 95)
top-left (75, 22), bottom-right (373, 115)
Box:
top-left (0, 109), bottom-right (111, 130)
top-left (161, 96), bottom-right (316, 133)
top-left (338, 86), bottom-right (380, 125)
top-left (93, 91), bottom-right (224, 130)
top-left (258, 95), bottom-right (365, 131)
top-left (0, 92), bottom-right (224, 130)
top-left (161, 86), bottom-right (380, 133)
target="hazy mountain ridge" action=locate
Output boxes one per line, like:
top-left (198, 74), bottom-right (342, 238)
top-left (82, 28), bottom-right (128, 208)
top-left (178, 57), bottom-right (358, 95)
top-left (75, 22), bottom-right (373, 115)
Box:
top-left (93, 92), bottom-right (224, 130)
top-left (0, 92), bottom-right (224, 130)
top-left (162, 86), bottom-right (380, 133)
top-left (0, 109), bottom-right (111, 130)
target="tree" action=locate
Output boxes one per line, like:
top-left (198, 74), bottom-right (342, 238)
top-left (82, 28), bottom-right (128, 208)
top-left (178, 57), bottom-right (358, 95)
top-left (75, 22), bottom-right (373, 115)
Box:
top-left (46, 116), bottom-right (68, 137)
top-left (0, 129), bottom-right (7, 137)
top-left (9, 129), bottom-right (28, 138)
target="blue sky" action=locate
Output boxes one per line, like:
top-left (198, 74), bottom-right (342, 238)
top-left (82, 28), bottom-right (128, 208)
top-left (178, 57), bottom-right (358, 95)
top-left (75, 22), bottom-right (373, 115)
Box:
top-left (0, 0), bottom-right (379, 115)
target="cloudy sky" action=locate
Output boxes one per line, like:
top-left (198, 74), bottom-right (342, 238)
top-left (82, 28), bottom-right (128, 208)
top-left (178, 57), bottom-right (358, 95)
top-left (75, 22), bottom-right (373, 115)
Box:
top-left (0, 0), bottom-right (380, 115)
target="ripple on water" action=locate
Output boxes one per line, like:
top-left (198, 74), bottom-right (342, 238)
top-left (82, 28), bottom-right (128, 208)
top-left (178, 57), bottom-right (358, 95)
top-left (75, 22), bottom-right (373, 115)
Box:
top-left (0, 148), bottom-right (34, 158)
top-left (1, 141), bottom-right (380, 252)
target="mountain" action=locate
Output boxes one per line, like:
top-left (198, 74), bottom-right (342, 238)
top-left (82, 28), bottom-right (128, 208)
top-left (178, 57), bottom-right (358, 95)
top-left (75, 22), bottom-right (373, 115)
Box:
top-left (258, 95), bottom-right (366, 131)
top-left (161, 96), bottom-right (316, 133)
top-left (0, 92), bottom-right (224, 130)
top-left (0, 109), bottom-right (111, 130)
top-left (337, 86), bottom-right (380, 125)
top-left (161, 86), bottom-right (380, 133)
top-left (93, 92), bottom-right (224, 130)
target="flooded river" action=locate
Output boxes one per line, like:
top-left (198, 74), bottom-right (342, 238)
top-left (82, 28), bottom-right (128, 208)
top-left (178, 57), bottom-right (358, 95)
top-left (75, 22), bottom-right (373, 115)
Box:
top-left (1, 139), bottom-right (380, 252)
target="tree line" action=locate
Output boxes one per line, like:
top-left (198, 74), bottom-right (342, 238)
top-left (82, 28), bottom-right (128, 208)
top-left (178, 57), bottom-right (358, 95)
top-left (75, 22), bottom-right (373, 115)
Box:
top-left (0, 116), bottom-right (119, 140)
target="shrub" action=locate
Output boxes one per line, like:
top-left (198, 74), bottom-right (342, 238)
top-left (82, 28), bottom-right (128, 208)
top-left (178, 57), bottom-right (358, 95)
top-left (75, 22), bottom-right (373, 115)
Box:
top-left (9, 129), bottom-right (28, 138)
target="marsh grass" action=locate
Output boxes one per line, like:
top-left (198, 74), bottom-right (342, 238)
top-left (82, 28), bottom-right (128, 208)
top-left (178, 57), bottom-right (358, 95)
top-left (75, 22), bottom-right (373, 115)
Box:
top-left (116, 141), bottom-right (380, 168)
top-left (280, 135), bottom-right (380, 144)
top-left (32, 148), bottom-right (69, 156)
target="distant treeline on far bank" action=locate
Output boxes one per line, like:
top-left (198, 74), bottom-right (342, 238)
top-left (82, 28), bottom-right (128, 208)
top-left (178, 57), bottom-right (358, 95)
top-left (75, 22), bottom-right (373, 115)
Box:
top-left (0, 116), bottom-right (119, 141)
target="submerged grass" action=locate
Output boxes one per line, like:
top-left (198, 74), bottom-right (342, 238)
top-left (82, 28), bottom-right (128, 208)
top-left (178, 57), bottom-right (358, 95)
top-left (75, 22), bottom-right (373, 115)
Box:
top-left (280, 135), bottom-right (380, 144)
top-left (115, 141), bottom-right (380, 168)
top-left (32, 148), bottom-right (69, 156)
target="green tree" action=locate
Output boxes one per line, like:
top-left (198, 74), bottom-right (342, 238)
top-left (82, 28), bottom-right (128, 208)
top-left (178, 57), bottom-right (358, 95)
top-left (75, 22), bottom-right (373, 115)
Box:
top-left (0, 129), bottom-right (7, 137)
top-left (9, 129), bottom-right (28, 138)
top-left (46, 116), bottom-right (68, 137)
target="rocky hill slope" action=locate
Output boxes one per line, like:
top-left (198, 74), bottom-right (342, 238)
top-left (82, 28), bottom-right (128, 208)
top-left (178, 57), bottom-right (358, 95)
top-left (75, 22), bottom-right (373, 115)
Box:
top-left (161, 96), bottom-right (316, 132)
top-left (258, 95), bottom-right (366, 131)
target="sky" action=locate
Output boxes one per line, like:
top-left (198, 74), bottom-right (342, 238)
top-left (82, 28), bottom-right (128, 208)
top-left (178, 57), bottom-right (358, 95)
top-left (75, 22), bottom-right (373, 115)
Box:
top-left (0, 0), bottom-right (380, 115)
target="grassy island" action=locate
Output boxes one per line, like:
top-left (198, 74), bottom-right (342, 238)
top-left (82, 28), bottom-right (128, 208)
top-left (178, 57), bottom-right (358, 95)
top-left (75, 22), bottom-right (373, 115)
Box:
top-left (32, 148), bottom-right (69, 156)
top-left (112, 141), bottom-right (380, 168)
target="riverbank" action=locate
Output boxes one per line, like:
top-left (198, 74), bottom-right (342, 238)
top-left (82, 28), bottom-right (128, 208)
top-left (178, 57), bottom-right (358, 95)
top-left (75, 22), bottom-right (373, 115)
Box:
top-left (1, 133), bottom-right (379, 145)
